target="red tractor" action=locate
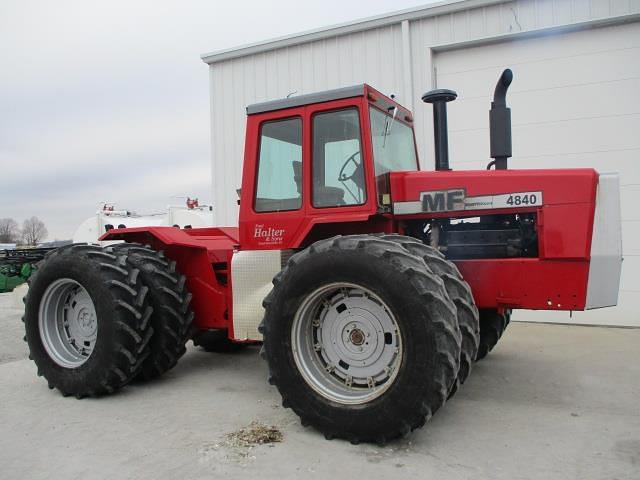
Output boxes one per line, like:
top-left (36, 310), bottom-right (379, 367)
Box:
top-left (23, 70), bottom-right (622, 444)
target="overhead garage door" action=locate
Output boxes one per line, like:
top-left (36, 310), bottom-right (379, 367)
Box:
top-left (434, 21), bottom-right (640, 326)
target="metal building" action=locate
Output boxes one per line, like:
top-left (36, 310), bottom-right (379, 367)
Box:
top-left (201, 0), bottom-right (640, 326)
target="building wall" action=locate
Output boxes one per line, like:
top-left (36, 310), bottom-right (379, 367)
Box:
top-left (206, 0), bottom-right (640, 325)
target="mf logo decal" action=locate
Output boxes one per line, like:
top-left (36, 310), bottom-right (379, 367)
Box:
top-left (394, 190), bottom-right (543, 214)
top-left (421, 189), bottom-right (466, 212)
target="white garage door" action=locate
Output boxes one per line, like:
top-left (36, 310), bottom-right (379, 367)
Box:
top-left (434, 22), bottom-right (640, 326)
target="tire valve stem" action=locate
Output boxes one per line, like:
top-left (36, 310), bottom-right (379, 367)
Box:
top-left (313, 343), bottom-right (322, 351)
top-left (325, 364), bottom-right (336, 373)
top-left (345, 375), bottom-right (353, 387)
top-left (367, 377), bottom-right (375, 388)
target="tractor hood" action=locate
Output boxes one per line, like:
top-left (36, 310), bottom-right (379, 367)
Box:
top-left (389, 168), bottom-right (598, 217)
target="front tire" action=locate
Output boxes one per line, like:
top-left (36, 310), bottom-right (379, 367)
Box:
top-left (261, 235), bottom-right (461, 443)
top-left (378, 235), bottom-right (479, 397)
top-left (23, 244), bottom-right (153, 397)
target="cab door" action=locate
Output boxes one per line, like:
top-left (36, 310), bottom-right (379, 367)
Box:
top-left (238, 109), bottom-right (308, 250)
top-left (304, 99), bottom-right (378, 224)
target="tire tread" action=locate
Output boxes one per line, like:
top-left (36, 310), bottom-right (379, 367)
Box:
top-left (106, 243), bottom-right (194, 380)
top-left (377, 234), bottom-right (480, 396)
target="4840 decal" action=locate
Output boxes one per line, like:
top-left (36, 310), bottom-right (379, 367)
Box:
top-left (393, 190), bottom-right (543, 214)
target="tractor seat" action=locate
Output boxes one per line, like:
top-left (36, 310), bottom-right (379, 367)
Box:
top-left (314, 186), bottom-right (345, 207)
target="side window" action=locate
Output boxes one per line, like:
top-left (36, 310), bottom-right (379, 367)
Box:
top-left (254, 117), bottom-right (303, 212)
top-left (312, 108), bottom-right (365, 208)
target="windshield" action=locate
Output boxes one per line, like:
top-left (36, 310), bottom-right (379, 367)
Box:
top-left (369, 106), bottom-right (418, 176)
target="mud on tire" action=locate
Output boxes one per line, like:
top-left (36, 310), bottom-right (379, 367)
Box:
top-left (107, 243), bottom-right (194, 380)
top-left (23, 244), bottom-right (153, 397)
top-left (260, 235), bottom-right (461, 444)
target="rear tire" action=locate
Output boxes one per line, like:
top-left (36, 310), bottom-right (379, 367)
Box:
top-left (23, 244), bottom-right (153, 397)
top-left (378, 235), bottom-right (479, 397)
top-left (107, 243), bottom-right (194, 380)
top-left (475, 309), bottom-right (510, 360)
top-left (261, 235), bottom-right (461, 444)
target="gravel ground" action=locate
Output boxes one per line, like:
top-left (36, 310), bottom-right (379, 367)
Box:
top-left (1, 291), bottom-right (639, 480)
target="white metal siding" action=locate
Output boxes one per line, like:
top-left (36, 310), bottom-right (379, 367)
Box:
top-left (408, 0), bottom-right (640, 173)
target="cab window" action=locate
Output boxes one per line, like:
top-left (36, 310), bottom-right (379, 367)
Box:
top-left (312, 108), bottom-right (365, 208)
top-left (369, 106), bottom-right (418, 176)
top-left (254, 117), bottom-right (303, 212)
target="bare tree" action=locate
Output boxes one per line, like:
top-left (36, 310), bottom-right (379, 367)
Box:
top-left (0, 218), bottom-right (20, 243)
top-left (22, 216), bottom-right (48, 246)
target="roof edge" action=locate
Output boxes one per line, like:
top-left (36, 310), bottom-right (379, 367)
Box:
top-left (201, 0), bottom-right (505, 65)
top-left (246, 84), bottom-right (366, 115)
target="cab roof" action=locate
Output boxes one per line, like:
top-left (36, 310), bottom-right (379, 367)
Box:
top-left (246, 84), bottom-right (366, 115)
top-left (246, 84), bottom-right (414, 124)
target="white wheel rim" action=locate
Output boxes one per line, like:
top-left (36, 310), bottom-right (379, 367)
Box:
top-left (291, 282), bottom-right (403, 405)
top-left (38, 278), bottom-right (98, 368)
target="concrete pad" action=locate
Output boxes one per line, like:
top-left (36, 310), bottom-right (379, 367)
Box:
top-left (1, 293), bottom-right (638, 479)
top-left (0, 292), bottom-right (28, 364)
top-left (10, 284), bottom-right (28, 310)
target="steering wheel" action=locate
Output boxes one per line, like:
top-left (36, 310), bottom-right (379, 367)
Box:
top-left (338, 151), bottom-right (362, 183)
top-left (338, 151), bottom-right (364, 203)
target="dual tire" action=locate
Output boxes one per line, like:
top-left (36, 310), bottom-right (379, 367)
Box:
top-left (377, 235), bottom-right (480, 397)
top-left (23, 243), bottom-right (193, 397)
top-left (261, 234), bottom-right (475, 444)
top-left (476, 308), bottom-right (511, 360)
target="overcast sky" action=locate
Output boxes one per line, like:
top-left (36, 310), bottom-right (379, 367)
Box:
top-left (0, 0), bottom-right (437, 240)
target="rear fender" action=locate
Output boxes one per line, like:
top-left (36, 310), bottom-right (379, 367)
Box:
top-left (100, 227), bottom-right (229, 330)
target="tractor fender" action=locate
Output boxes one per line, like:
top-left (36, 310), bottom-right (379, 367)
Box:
top-left (100, 226), bottom-right (233, 331)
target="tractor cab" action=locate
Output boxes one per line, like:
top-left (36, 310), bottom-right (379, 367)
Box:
top-left (238, 85), bottom-right (417, 249)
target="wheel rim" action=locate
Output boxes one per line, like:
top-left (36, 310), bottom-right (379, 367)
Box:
top-left (291, 282), bottom-right (403, 405)
top-left (38, 278), bottom-right (98, 368)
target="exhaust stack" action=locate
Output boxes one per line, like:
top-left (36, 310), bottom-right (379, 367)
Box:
top-left (422, 89), bottom-right (457, 171)
top-left (489, 69), bottom-right (513, 170)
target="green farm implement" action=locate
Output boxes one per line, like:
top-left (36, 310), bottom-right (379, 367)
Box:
top-left (0, 248), bottom-right (54, 293)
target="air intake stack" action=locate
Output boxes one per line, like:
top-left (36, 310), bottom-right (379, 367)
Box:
top-left (422, 89), bottom-right (457, 171)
